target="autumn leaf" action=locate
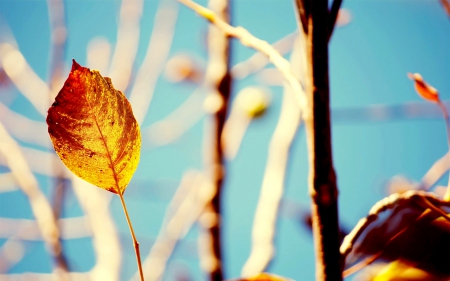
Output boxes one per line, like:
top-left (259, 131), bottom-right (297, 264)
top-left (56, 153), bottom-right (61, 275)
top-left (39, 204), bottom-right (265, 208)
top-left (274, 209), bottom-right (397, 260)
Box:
top-left (229, 273), bottom-right (293, 281)
top-left (408, 73), bottom-right (440, 102)
top-left (47, 59), bottom-right (141, 194)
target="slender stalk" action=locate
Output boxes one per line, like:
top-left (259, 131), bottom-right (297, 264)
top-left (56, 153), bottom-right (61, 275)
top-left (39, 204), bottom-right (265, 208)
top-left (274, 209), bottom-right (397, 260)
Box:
top-left (301, 0), bottom-right (342, 279)
top-left (118, 191), bottom-right (144, 281)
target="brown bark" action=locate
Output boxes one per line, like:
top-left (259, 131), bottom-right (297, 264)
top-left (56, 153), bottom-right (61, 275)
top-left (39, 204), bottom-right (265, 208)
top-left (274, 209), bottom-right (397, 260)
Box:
top-left (302, 0), bottom-right (342, 280)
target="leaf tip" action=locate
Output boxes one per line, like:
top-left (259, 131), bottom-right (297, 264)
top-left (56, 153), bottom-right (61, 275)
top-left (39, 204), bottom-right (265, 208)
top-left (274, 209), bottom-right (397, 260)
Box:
top-left (71, 59), bottom-right (82, 71)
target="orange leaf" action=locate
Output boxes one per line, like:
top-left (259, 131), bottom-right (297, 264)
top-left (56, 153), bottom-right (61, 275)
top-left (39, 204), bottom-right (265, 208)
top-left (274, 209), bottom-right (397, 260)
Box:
top-left (408, 73), bottom-right (440, 102)
top-left (47, 60), bottom-right (141, 194)
top-left (230, 273), bottom-right (293, 281)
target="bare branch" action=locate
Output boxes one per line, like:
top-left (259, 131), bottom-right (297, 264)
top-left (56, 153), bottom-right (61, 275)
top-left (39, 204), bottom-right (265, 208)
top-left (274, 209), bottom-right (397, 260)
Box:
top-left (108, 0), bottom-right (144, 91)
top-left (242, 35), bottom-right (304, 277)
top-left (328, 0), bottom-right (343, 41)
top-left (302, 0), bottom-right (342, 279)
top-left (0, 122), bottom-right (68, 278)
top-left (72, 177), bottom-right (121, 281)
top-left (128, 3), bottom-right (179, 123)
top-left (178, 0), bottom-right (308, 116)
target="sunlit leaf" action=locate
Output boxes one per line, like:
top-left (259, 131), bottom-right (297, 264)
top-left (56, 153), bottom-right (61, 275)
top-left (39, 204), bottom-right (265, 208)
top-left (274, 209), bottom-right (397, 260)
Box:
top-left (229, 273), bottom-right (293, 281)
top-left (47, 60), bottom-right (141, 194)
top-left (373, 261), bottom-right (440, 281)
top-left (408, 73), bottom-right (440, 102)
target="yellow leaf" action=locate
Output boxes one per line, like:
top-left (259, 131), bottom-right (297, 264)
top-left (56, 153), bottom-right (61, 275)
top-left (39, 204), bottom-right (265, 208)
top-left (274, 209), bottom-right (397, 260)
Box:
top-left (230, 273), bottom-right (293, 281)
top-left (47, 60), bottom-right (141, 194)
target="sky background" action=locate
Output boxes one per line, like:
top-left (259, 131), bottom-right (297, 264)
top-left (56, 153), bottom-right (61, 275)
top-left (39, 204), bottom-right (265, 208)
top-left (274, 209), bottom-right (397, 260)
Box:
top-left (0, 0), bottom-right (449, 280)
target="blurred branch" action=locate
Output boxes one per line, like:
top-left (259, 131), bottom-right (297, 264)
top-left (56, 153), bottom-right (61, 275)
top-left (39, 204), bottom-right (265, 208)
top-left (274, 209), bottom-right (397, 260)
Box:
top-left (136, 171), bottom-right (213, 281)
top-left (108, 0), bottom-right (143, 91)
top-left (0, 273), bottom-right (90, 280)
top-left (47, 0), bottom-right (67, 101)
top-left (0, 239), bottom-right (26, 273)
top-left (231, 31), bottom-right (297, 79)
top-left (421, 151), bottom-right (450, 190)
top-left (242, 36), bottom-right (304, 277)
top-left (302, 0), bottom-right (342, 279)
top-left (71, 177), bottom-right (121, 281)
top-left (328, 0), bottom-right (343, 40)
top-left (144, 87), bottom-right (204, 147)
top-left (294, 0), bottom-right (309, 34)
top-left (178, 0), bottom-right (308, 116)
top-left (0, 217), bottom-right (91, 240)
top-left (196, 0), bottom-right (232, 279)
top-left (0, 122), bottom-right (69, 279)
top-left (332, 100), bottom-right (450, 123)
top-left (0, 172), bottom-right (17, 193)
top-left (0, 102), bottom-right (49, 148)
top-left (128, 3), bottom-right (179, 123)
top-left (0, 43), bottom-right (50, 116)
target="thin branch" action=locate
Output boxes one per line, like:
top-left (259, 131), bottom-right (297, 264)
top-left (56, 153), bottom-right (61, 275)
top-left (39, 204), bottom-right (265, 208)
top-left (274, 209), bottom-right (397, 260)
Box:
top-left (128, 2), bottom-right (179, 123)
top-left (108, 0), bottom-right (144, 91)
top-left (0, 43), bottom-right (50, 116)
top-left (144, 87), bottom-right (204, 147)
top-left (47, 0), bottom-right (67, 102)
top-left (178, 0), bottom-right (308, 117)
top-left (119, 191), bottom-right (144, 281)
top-left (302, 0), bottom-right (342, 279)
top-left (196, 0), bottom-right (232, 279)
top-left (242, 35), bottom-right (304, 277)
top-left (0, 102), bottom-right (49, 148)
top-left (0, 122), bottom-right (68, 279)
top-left (294, 0), bottom-right (309, 34)
top-left (328, 0), bottom-right (343, 41)
top-left (136, 171), bottom-right (213, 281)
top-left (437, 100), bottom-right (450, 201)
top-left (0, 216), bottom-right (91, 240)
top-left (71, 177), bottom-right (121, 281)
top-left (231, 31), bottom-right (297, 79)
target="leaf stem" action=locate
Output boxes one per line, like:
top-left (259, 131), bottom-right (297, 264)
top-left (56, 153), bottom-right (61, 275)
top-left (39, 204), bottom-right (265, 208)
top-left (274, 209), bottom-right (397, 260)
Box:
top-left (118, 191), bottom-right (144, 281)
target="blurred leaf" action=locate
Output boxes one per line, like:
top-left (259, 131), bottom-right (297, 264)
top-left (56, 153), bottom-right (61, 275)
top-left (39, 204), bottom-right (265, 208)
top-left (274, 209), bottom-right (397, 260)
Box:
top-left (373, 260), bottom-right (441, 281)
top-left (408, 73), bottom-right (440, 103)
top-left (230, 273), bottom-right (293, 281)
top-left (347, 193), bottom-right (450, 278)
top-left (47, 60), bottom-right (141, 194)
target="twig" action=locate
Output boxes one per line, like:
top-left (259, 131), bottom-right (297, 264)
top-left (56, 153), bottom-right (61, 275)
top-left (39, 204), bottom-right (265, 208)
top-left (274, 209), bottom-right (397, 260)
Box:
top-left (294, 0), bottom-right (308, 34)
top-left (437, 100), bottom-right (450, 201)
top-left (0, 216), bottom-right (91, 240)
top-left (119, 191), bottom-right (144, 281)
top-left (328, 0), bottom-right (343, 41)
top-left (71, 177), bottom-right (121, 281)
top-left (135, 171), bottom-right (213, 281)
top-left (0, 43), bottom-right (50, 116)
top-left (0, 122), bottom-right (68, 279)
top-left (108, 0), bottom-right (144, 91)
top-left (128, 3), bottom-right (179, 123)
top-left (420, 151), bottom-right (450, 190)
top-left (242, 35), bottom-right (304, 277)
top-left (231, 31), bottom-right (297, 79)
top-left (196, 0), bottom-right (232, 279)
top-left (144, 87), bottom-right (204, 147)
top-left (47, 0), bottom-right (67, 102)
top-left (301, 0), bottom-right (342, 279)
top-left (178, 0), bottom-right (308, 117)
top-left (0, 102), bottom-right (49, 148)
